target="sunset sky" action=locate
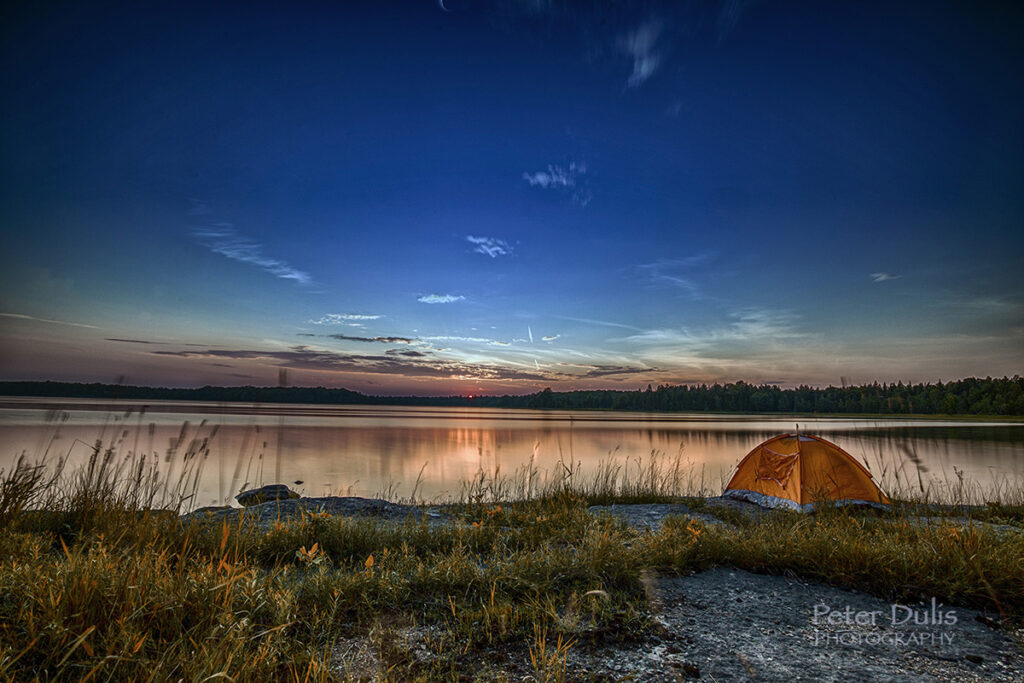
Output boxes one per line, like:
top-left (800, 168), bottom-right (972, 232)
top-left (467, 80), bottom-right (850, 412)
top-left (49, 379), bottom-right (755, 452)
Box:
top-left (1, 0), bottom-right (1022, 395)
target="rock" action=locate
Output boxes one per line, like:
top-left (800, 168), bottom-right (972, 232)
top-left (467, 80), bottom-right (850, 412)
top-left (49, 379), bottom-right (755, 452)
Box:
top-left (190, 505), bottom-right (232, 516)
top-left (642, 568), bottom-right (1024, 682)
top-left (235, 484), bottom-right (300, 506)
top-left (587, 503), bottom-right (728, 531)
top-left (181, 494), bottom-right (451, 528)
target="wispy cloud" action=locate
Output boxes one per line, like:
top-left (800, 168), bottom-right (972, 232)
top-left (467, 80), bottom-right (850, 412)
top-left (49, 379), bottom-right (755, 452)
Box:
top-left (618, 309), bottom-right (807, 348)
top-left (194, 225), bottom-right (311, 285)
top-left (0, 312), bottom-right (98, 329)
top-left (635, 254), bottom-right (713, 296)
top-left (554, 315), bottom-right (645, 332)
top-left (618, 20), bottom-right (663, 88)
top-left (418, 294), bottom-right (465, 304)
top-left (106, 338), bottom-right (161, 345)
top-left (542, 335), bottom-right (560, 342)
top-left (309, 313), bottom-right (383, 325)
top-left (728, 309), bottom-right (805, 339)
top-left (522, 162), bottom-right (583, 189)
top-left (466, 235), bottom-right (513, 258)
top-left (422, 335), bottom-right (511, 347)
top-left (522, 162), bottom-right (591, 206)
top-left (870, 272), bottom-right (901, 282)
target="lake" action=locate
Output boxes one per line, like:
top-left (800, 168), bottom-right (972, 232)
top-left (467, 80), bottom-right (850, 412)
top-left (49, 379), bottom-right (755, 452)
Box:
top-left (1, 397), bottom-right (1022, 508)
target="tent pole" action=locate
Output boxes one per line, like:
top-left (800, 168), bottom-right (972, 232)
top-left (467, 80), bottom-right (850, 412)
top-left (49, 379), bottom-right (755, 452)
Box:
top-left (795, 423), bottom-right (803, 506)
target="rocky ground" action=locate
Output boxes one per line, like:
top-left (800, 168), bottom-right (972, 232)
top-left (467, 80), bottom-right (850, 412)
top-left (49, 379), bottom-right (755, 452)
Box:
top-left (182, 489), bottom-right (1023, 681)
top-left (552, 567), bottom-right (1023, 682)
top-left (328, 565), bottom-right (1022, 682)
top-left (183, 495), bottom-right (448, 527)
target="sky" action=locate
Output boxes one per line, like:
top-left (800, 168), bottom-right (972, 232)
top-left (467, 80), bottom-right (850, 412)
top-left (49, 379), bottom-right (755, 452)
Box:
top-left (1, 0), bottom-right (1022, 396)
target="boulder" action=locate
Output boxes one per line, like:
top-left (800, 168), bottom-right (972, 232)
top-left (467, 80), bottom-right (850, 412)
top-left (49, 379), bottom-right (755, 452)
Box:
top-left (235, 484), bottom-right (300, 507)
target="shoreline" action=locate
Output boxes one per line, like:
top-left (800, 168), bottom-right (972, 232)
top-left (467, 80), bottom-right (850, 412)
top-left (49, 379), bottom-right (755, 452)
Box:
top-left (5, 484), bottom-right (1022, 680)
top-left (3, 393), bottom-right (1023, 422)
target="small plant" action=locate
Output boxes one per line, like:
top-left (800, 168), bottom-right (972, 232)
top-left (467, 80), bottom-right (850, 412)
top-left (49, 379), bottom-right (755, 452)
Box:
top-left (527, 624), bottom-right (576, 683)
top-left (0, 455), bottom-right (47, 529)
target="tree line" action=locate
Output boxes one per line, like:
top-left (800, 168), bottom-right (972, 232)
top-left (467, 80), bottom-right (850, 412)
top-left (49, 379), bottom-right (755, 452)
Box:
top-left (1, 376), bottom-right (1022, 415)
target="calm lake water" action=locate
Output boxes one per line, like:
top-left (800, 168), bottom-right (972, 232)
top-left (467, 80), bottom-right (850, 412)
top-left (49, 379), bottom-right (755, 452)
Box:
top-left (1, 397), bottom-right (1022, 508)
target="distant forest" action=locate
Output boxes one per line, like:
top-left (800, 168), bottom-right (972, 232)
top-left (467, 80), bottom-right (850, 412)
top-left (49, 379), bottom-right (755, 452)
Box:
top-left (2, 377), bottom-right (1023, 416)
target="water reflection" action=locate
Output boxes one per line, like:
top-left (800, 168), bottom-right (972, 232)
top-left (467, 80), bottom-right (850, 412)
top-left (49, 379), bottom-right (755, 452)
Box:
top-left (1, 398), bottom-right (1021, 508)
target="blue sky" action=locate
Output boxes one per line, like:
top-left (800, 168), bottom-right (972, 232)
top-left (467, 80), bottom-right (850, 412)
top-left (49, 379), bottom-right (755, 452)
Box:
top-left (1, 0), bottom-right (1022, 395)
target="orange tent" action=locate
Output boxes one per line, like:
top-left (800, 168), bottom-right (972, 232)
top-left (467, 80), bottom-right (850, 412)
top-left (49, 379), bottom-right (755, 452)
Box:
top-left (723, 433), bottom-right (890, 511)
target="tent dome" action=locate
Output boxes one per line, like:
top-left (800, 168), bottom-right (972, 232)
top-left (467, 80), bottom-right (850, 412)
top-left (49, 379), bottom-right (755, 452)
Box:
top-left (723, 433), bottom-right (890, 512)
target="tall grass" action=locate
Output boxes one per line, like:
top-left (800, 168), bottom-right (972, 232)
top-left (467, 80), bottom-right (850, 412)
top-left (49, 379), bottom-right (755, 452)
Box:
top-left (860, 438), bottom-right (1024, 509)
top-left (1, 419), bottom-right (1022, 681)
top-left (454, 447), bottom-right (717, 509)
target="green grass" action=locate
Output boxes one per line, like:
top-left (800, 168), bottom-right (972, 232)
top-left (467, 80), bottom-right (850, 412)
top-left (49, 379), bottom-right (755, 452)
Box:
top-left (1, 433), bottom-right (1022, 681)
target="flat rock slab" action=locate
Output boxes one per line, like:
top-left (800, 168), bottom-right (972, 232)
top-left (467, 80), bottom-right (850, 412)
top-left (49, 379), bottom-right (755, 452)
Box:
top-left (629, 568), bottom-right (1023, 682)
top-left (182, 496), bottom-right (447, 527)
top-left (588, 503), bottom-right (728, 530)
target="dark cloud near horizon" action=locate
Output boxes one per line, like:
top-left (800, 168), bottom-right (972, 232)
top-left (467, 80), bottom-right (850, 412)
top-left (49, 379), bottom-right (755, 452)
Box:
top-left (306, 333), bottom-right (420, 345)
top-left (151, 345), bottom-right (652, 383)
top-left (152, 346), bottom-right (548, 380)
top-left (578, 365), bottom-right (657, 379)
top-left (299, 332), bottom-right (421, 345)
top-left (106, 338), bottom-right (161, 345)
top-left (386, 349), bottom-right (427, 358)
top-left (329, 334), bottom-right (418, 344)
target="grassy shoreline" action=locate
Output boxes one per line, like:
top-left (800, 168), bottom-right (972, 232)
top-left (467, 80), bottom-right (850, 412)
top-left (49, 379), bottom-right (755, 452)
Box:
top-left (2, 449), bottom-right (1022, 681)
